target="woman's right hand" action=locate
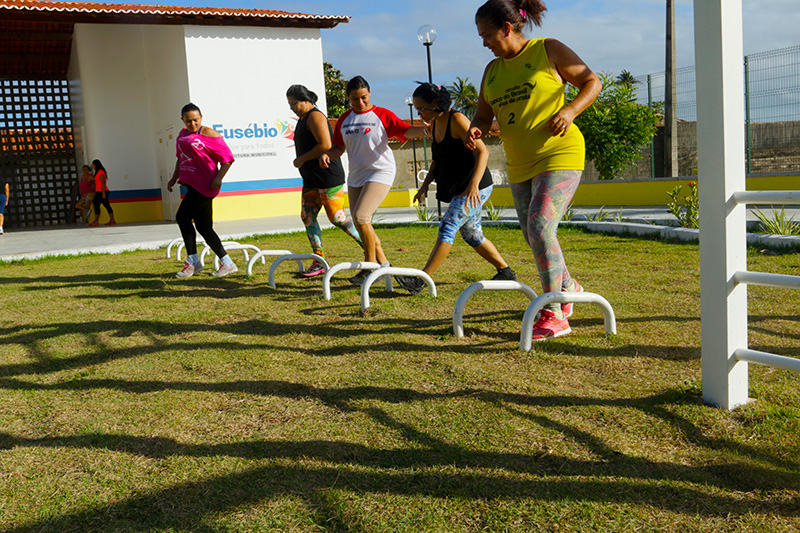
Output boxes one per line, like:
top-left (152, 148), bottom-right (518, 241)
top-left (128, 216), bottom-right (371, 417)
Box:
top-left (319, 154), bottom-right (331, 169)
top-left (413, 183), bottom-right (429, 205)
top-left (464, 127), bottom-right (482, 151)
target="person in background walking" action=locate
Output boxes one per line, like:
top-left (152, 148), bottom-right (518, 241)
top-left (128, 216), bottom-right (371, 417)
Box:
top-left (75, 165), bottom-right (95, 224)
top-left (88, 159), bottom-right (116, 226)
top-left (0, 175), bottom-right (8, 235)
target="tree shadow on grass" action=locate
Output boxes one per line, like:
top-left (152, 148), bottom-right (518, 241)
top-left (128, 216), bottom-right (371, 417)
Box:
top-left (2, 384), bottom-right (799, 532)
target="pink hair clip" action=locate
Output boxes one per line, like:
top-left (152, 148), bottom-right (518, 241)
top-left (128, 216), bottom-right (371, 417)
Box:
top-left (519, 8), bottom-right (527, 19)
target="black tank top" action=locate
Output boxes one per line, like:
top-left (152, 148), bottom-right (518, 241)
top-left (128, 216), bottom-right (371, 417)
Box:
top-left (431, 111), bottom-right (492, 202)
top-left (294, 108), bottom-right (345, 189)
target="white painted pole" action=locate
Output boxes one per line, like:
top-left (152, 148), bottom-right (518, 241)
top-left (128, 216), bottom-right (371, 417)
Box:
top-left (694, 0), bottom-right (749, 409)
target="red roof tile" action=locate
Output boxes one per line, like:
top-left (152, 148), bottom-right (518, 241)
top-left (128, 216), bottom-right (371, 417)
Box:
top-left (0, 0), bottom-right (349, 28)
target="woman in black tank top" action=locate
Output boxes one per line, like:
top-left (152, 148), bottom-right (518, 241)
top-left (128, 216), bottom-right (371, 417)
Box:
top-left (395, 83), bottom-right (517, 295)
top-left (287, 85), bottom-right (363, 277)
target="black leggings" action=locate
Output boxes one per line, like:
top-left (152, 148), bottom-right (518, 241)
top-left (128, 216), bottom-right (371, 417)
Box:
top-left (93, 192), bottom-right (113, 216)
top-left (175, 185), bottom-right (226, 258)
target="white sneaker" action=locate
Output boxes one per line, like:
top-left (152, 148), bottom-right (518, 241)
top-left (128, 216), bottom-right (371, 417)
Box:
top-left (212, 262), bottom-right (238, 277)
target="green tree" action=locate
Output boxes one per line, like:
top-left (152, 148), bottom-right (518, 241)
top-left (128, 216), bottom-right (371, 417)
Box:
top-left (447, 76), bottom-right (479, 118)
top-left (567, 72), bottom-right (659, 180)
top-left (323, 62), bottom-right (348, 118)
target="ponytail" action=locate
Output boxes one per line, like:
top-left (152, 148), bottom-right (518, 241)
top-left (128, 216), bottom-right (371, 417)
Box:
top-left (475, 0), bottom-right (547, 31)
top-left (412, 83), bottom-right (451, 112)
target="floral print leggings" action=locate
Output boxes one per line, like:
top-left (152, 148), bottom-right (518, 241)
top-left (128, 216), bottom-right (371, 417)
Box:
top-left (301, 184), bottom-right (362, 257)
top-left (510, 170), bottom-right (582, 309)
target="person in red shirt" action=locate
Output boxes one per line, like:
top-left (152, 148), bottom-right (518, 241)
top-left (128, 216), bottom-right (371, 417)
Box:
top-left (88, 159), bottom-right (116, 226)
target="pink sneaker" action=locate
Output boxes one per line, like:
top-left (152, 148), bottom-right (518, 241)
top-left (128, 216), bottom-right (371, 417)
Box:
top-left (212, 262), bottom-right (238, 277)
top-left (175, 260), bottom-right (197, 279)
top-left (561, 279), bottom-right (584, 318)
top-left (531, 309), bottom-right (572, 341)
top-left (301, 259), bottom-right (326, 277)
top-left (88, 221), bottom-right (99, 227)
top-left (104, 219), bottom-right (117, 226)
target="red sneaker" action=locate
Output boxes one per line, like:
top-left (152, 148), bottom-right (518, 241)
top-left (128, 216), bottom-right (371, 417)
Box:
top-left (531, 309), bottom-right (571, 341)
top-left (561, 279), bottom-right (583, 318)
top-left (88, 221), bottom-right (99, 227)
top-left (104, 219), bottom-right (117, 226)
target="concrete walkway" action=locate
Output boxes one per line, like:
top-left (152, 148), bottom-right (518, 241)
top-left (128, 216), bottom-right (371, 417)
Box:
top-left (0, 204), bottom-right (786, 262)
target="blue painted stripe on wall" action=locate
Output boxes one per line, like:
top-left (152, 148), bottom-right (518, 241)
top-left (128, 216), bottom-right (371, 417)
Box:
top-left (109, 179), bottom-right (303, 200)
top-left (222, 178), bottom-right (303, 192)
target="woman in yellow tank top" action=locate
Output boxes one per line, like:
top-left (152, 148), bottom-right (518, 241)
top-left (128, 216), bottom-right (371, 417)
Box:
top-left (467, 0), bottom-right (601, 341)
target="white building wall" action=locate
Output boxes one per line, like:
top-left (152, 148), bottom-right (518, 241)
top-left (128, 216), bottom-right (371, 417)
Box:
top-left (183, 26), bottom-right (327, 190)
top-left (69, 24), bottom-right (160, 193)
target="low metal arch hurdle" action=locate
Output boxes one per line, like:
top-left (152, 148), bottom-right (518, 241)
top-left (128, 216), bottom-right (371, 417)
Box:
top-left (172, 237), bottom-right (208, 261)
top-left (211, 243), bottom-right (264, 271)
top-left (268, 253), bottom-right (330, 289)
top-left (322, 261), bottom-right (393, 300)
top-left (198, 241), bottom-right (242, 266)
top-left (361, 267), bottom-right (436, 312)
top-left (165, 237), bottom-right (183, 259)
top-left (520, 292), bottom-right (616, 352)
top-left (452, 280), bottom-right (539, 338)
top-left (245, 249), bottom-right (295, 276)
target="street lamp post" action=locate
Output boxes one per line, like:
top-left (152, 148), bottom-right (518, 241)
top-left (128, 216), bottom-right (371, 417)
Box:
top-left (404, 94), bottom-right (419, 189)
top-left (417, 25), bottom-right (439, 217)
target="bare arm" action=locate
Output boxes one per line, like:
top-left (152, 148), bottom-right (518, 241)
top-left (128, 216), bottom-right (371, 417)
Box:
top-left (452, 112), bottom-right (490, 208)
top-left (167, 159), bottom-right (180, 192)
top-left (465, 62), bottom-right (496, 150)
top-left (404, 125), bottom-right (427, 139)
top-left (320, 144), bottom-right (345, 169)
top-left (544, 39), bottom-right (602, 137)
top-left (412, 161), bottom-right (437, 205)
top-left (294, 111), bottom-right (333, 168)
top-left (210, 162), bottom-right (232, 190)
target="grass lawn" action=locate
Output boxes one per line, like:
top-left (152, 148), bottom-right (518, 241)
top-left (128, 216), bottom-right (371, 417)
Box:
top-left (1, 224), bottom-right (799, 532)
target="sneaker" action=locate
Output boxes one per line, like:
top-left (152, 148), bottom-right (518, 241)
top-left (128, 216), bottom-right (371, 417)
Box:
top-left (395, 275), bottom-right (425, 295)
top-left (212, 262), bottom-right (238, 277)
top-left (531, 309), bottom-right (571, 341)
top-left (175, 260), bottom-right (199, 279)
top-left (491, 267), bottom-right (517, 281)
top-left (104, 219), bottom-right (117, 226)
top-left (88, 221), bottom-right (99, 227)
top-left (561, 279), bottom-right (584, 318)
top-left (348, 269), bottom-right (371, 286)
top-left (301, 259), bottom-right (326, 278)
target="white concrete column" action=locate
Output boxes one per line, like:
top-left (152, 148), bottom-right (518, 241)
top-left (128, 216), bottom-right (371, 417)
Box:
top-left (694, 0), bottom-right (749, 409)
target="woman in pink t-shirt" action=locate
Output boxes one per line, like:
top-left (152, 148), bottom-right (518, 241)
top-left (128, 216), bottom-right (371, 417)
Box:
top-left (321, 76), bottom-right (426, 285)
top-left (167, 103), bottom-right (237, 278)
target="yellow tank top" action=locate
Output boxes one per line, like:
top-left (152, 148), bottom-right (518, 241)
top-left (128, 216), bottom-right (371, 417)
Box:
top-left (483, 38), bottom-right (584, 183)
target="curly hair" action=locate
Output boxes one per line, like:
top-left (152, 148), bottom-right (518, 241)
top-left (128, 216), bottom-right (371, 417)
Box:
top-left (412, 83), bottom-right (451, 112)
top-left (475, 0), bottom-right (547, 31)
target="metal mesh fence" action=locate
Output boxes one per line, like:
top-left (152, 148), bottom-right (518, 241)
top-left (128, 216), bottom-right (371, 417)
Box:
top-left (628, 44), bottom-right (800, 178)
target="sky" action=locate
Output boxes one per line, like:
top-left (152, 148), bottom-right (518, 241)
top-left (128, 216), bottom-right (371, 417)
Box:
top-left (93, 0), bottom-right (799, 118)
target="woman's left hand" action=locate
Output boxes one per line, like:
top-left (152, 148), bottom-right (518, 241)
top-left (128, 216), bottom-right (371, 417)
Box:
top-left (293, 157), bottom-right (304, 169)
top-left (547, 107), bottom-right (577, 137)
top-left (210, 176), bottom-right (223, 190)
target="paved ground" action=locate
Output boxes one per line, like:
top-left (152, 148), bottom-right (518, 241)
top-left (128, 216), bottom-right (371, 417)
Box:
top-left (0, 204), bottom-right (780, 262)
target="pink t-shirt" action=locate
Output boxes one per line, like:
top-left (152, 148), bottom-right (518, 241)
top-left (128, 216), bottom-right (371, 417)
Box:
top-left (176, 128), bottom-right (235, 198)
top-left (79, 175), bottom-right (95, 195)
top-left (332, 106), bottom-right (410, 187)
